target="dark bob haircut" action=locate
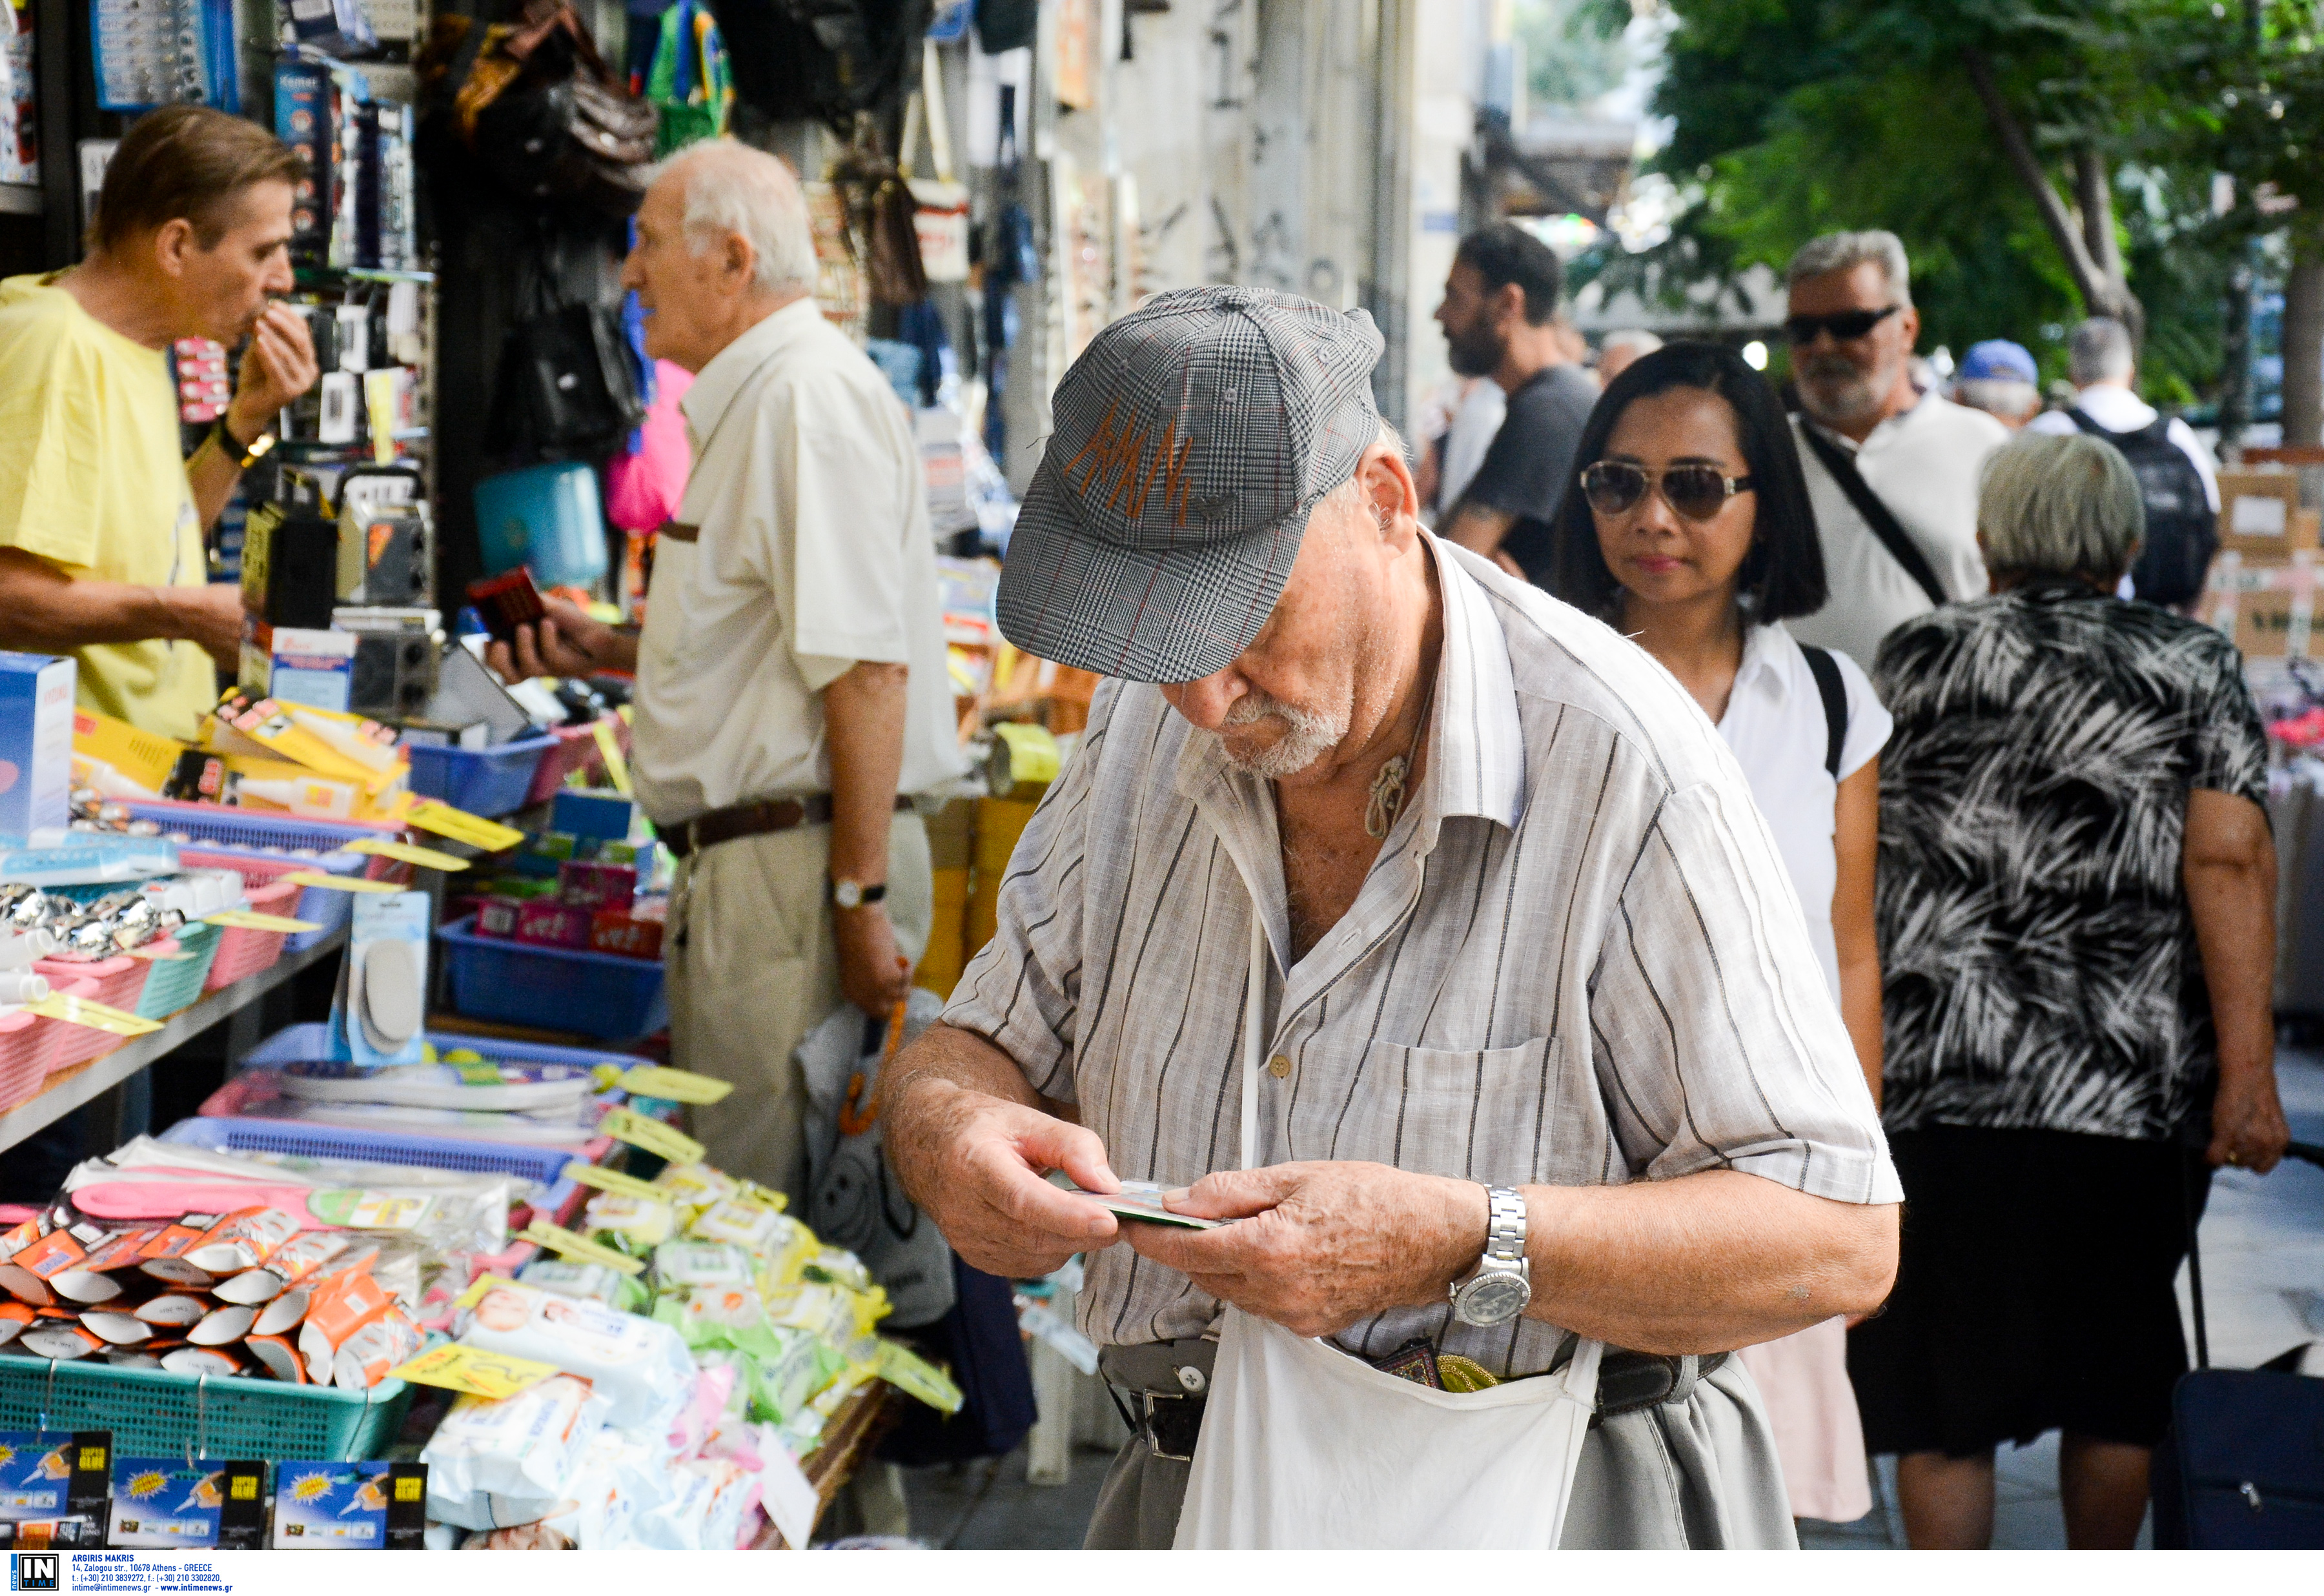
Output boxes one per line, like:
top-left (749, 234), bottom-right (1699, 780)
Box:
top-left (1545, 341), bottom-right (1828, 623)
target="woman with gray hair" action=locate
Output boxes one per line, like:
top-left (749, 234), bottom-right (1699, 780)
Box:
top-left (1850, 430), bottom-right (2288, 1548)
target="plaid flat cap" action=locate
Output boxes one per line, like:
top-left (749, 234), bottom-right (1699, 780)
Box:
top-left (997, 285), bottom-right (1385, 682)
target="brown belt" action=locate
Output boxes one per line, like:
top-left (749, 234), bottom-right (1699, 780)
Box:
top-left (664, 793), bottom-right (913, 859)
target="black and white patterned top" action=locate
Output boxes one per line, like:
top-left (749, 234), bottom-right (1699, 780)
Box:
top-left (1872, 583), bottom-right (2270, 1142)
top-left (944, 534), bottom-right (1897, 1377)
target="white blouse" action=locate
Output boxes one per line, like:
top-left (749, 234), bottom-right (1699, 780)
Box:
top-left (1717, 622), bottom-right (1892, 1000)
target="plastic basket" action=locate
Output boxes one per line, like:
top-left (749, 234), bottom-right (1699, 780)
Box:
top-left (136, 922), bottom-right (222, 1019)
top-left (181, 845), bottom-right (367, 955)
top-left (407, 731), bottom-right (556, 818)
top-left (201, 877), bottom-right (305, 991)
top-left (32, 951), bottom-right (150, 1017)
top-left (123, 798), bottom-right (401, 853)
top-left (0, 1009), bottom-right (50, 1111)
top-left (36, 972), bottom-right (123, 1075)
top-left (524, 719), bottom-right (624, 807)
top-left (0, 1352), bottom-right (409, 1461)
top-left (437, 916), bottom-right (668, 1039)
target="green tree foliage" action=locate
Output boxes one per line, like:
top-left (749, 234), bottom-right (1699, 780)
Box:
top-left (1576, 0), bottom-right (2314, 405)
top-left (1516, 0), bottom-right (1635, 110)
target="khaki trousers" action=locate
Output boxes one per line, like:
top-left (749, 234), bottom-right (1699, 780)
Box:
top-left (664, 810), bottom-right (932, 1200)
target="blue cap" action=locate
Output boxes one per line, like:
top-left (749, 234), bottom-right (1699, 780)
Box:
top-left (1957, 339), bottom-right (2038, 385)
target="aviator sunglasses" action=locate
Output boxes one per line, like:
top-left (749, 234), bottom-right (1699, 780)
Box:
top-left (1578, 460), bottom-right (1755, 523)
top-left (1782, 304), bottom-right (1902, 345)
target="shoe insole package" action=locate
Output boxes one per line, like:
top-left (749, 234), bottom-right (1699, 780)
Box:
top-left (327, 891), bottom-right (431, 1067)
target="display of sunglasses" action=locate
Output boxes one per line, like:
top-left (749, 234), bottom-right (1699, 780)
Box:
top-left (1578, 460), bottom-right (1755, 521)
top-left (1783, 305), bottom-right (1902, 345)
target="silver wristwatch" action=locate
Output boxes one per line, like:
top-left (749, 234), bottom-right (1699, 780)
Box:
top-left (1449, 1185), bottom-right (1532, 1326)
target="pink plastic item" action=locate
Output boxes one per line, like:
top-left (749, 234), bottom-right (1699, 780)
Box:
top-left (29, 976), bottom-right (105, 1079)
top-left (603, 359), bottom-right (694, 533)
top-left (204, 877), bottom-right (305, 991)
top-left (0, 1007), bottom-right (51, 1111)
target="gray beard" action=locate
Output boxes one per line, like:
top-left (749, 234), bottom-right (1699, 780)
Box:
top-left (1214, 692), bottom-right (1350, 779)
top-left (1797, 357), bottom-right (1889, 428)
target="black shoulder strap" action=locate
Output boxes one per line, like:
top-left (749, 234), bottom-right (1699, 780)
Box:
top-left (1800, 644), bottom-right (1847, 780)
top-left (1797, 421), bottom-right (1950, 611)
top-left (2065, 406), bottom-right (2108, 438)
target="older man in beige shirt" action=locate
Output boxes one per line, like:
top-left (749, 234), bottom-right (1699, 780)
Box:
top-left (495, 140), bottom-right (963, 1197)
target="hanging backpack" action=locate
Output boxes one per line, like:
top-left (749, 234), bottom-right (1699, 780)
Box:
top-left (2067, 409), bottom-right (2218, 608)
top-left (646, 0), bottom-right (733, 157)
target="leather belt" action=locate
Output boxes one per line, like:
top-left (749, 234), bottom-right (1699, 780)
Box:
top-left (1101, 1338), bottom-right (1729, 1461)
top-left (664, 793), bottom-right (913, 860)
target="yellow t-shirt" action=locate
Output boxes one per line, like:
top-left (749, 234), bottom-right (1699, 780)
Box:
top-left (0, 274), bottom-right (215, 741)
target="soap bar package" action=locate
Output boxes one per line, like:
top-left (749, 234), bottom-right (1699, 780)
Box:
top-left (0, 654), bottom-right (77, 844)
top-left (514, 899), bottom-right (593, 949)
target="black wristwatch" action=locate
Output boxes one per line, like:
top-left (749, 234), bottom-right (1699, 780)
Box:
top-left (211, 414), bottom-right (276, 472)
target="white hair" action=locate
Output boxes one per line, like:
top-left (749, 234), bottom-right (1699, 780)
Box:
top-left (1786, 229), bottom-right (1913, 308)
top-left (661, 139), bottom-right (817, 296)
top-left (2068, 317), bottom-right (2136, 387)
top-left (1600, 328), bottom-right (1664, 358)
top-left (1955, 378), bottom-right (2041, 421)
top-left (1979, 430), bottom-right (2145, 581)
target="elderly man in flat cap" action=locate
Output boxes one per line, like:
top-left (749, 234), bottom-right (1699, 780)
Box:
top-left (884, 285), bottom-right (1900, 1550)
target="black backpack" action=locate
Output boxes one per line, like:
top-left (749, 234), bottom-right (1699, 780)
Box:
top-left (2067, 408), bottom-right (2217, 608)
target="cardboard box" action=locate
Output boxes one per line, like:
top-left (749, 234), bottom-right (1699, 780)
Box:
top-left (473, 896), bottom-right (525, 939)
top-left (240, 622), bottom-right (357, 714)
top-left (589, 905), bottom-right (664, 960)
top-left (2217, 471), bottom-right (2315, 555)
top-left (2203, 550), bottom-right (2315, 658)
top-left (0, 654), bottom-right (78, 843)
top-left (557, 860), bottom-right (636, 910)
top-left (72, 709), bottom-right (185, 795)
top-left (513, 898), bottom-right (593, 949)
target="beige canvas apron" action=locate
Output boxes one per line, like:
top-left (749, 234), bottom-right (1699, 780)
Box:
top-left (1172, 916), bottom-right (1604, 1550)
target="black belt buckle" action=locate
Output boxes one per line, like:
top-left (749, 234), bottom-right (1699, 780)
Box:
top-left (1140, 1391), bottom-right (1204, 1463)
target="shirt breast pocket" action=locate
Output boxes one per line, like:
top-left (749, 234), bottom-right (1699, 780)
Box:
top-left (1330, 1035), bottom-right (1553, 1181)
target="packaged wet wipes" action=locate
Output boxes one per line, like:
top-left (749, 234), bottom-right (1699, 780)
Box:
top-left (541, 1427), bottom-right (669, 1550)
top-left (583, 1193), bottom-right (673, 1253)
top-left (651, 1240), bottom-right (751, 1297)
top-left (419, 1374), bottom-right (606, 1531)
top-left (516, 1257), bottom-right (630, 1308)
top-left (456, 1278), bottom-right (692, 1429)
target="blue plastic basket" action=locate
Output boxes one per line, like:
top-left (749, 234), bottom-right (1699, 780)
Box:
top-left (0, 1353), bottom-right (408, 1462)
top-left (437, 916), bottom-right (668, 1040)
top-left (123, 800), bottom-right (398, 854)
top-left (406, 732), bottom-right (557, 819)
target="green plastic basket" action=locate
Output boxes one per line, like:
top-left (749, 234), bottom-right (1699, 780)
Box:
top-left (0, 1353), bottom-right (410, 1461)
top-left (136, 920), bottom-right (223, 1020)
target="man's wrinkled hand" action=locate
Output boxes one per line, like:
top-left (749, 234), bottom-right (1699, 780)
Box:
top-left (229, 302), bottom-right (319, 433)
top-left (886, 1077), bottom-right (1123, 1280)
top-left (1124, 1160), bottom-right (1487, 1338)
top-left (484, 596), bottom-right (620, 683)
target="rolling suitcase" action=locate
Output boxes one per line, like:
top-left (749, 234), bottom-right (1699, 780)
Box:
top-left (2150, 1141), bottom-right (2324, 1548)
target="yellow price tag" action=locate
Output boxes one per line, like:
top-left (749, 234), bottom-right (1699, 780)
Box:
top-left (25, 993), bottom-right (163, 1036)
top-left (387, 1342), bottom-right (560, 1401)
top-left (589, 719), bottom-right (633, 796)
top-left (598, 1106), bottom-right (706, 1166)
top-left (518, 1219), bottom-right (647, 1276)
top-left (615, 1066), bottom-right (734, 1106)
top-left (284, 873), bottom-right (403, 894)
top-left (453, 1273), bottom-right (518, 1312)
top-left (876, 1339), bottom-right (964, 1414)
top-left (347, 837), bottom-right (472, 872)
top-left (562, 1162), bottom-right (666, 1201)
top-left (205, 909), bottom-right (325, 934)
top-left (407, 799), bottom-right (527, 853)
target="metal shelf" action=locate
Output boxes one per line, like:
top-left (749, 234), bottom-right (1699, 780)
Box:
top-left (0, 930), bottom-right (346, 1155)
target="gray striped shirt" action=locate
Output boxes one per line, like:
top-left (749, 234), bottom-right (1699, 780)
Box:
top-left (943, 536), bottom-right (1899, 1377)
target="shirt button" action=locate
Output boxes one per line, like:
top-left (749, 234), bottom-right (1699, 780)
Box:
top-left (1268, 1054), bottom-right (1292, 1079)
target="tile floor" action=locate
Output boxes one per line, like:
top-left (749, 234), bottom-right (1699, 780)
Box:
top-left (900, 1051), bottom-right (2324, 1551)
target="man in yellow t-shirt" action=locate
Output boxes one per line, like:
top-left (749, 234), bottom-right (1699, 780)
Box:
top-left (0, 105), bottom-right (319, 740)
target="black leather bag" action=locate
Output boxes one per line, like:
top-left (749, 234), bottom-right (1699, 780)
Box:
top-left (478, 66), bottom-right (657, 218)
top-left (488, 292), bottom-right (646, 460)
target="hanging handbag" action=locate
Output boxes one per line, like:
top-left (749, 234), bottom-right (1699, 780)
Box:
top-left (487, 243), bottom-right (648, 460)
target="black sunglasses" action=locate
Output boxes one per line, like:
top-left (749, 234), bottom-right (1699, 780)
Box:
top-left (1578, 460), bottom-right (1755, 523)
top-left (1783, 305), bottom-right (1902, 345)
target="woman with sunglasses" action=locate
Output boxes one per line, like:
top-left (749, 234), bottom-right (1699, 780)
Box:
top-left (1547, 341), bottom-right (1889, 1528)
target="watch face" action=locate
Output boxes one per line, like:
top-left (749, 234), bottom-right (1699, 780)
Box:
top-left (1455, 1270), bottom-right (1531, 1327)
top-left (833, 880), bottom-right (861, 909)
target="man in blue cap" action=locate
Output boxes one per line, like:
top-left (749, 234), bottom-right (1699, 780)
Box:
top-left (1952, 339), bottom-right (2043, 428)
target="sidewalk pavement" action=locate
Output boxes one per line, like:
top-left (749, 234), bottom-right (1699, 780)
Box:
top-left (904, 1050), bottom-right (2324, 1551)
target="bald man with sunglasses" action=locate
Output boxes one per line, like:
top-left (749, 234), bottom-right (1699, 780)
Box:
top-left (1780, 231), bottom-right (2008, 671)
